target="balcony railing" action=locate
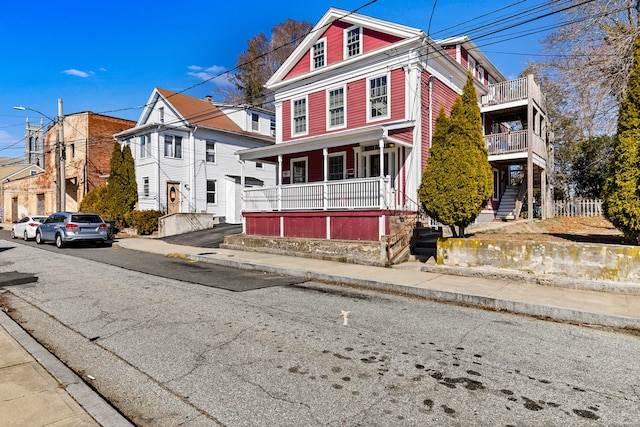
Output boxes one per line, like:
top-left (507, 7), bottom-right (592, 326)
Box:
top-left (482, 77), bottom-right (528, 106)
top-left (485, 130), bottom-right (547, 159)
top-left (244, 177), bottom-right (394, 212)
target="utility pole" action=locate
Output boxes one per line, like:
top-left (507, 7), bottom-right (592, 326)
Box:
top-left (56, 98), bottom-right (65, 212)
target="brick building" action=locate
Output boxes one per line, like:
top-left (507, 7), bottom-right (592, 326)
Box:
top-left (2, 112), bottom-right (136, 221)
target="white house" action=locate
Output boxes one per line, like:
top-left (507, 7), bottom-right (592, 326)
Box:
top-left (115, 88), bottom-right (276, 224)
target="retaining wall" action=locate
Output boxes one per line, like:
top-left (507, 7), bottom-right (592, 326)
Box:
top-left (437, 238), bottom-right (640, 282)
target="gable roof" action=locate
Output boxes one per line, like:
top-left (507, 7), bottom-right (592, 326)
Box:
top-left (155, 88), bottom-right (244, 133)
top-left (266, 8), bottom-right (424, 89)
top-left (0, 164), bottom-right (44, 182)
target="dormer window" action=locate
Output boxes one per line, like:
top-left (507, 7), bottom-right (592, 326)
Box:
top-left (345, 26), bottom-right (361, 58)
top-left (312, 39), bottom-right (326, 69)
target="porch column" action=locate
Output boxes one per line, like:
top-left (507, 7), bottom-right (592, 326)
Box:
top-left (240, 160), bottom-right (246, 234)
top-left (323, 147), bottom-right (328, 211)
top-left (277, 155), bottom-right (283, 212)
top-left (527, 84), bottom-right (534, 220)
top-left (379, 138), bottom-right (385, 209)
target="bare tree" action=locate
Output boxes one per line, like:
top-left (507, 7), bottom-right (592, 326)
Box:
top-left (227, 19), bottom-right (312, 108)
top-left (528, 0), bottom-right (639, 196)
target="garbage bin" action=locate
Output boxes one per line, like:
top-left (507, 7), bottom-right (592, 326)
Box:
top-left (105, 220), bottom-right (116, 240)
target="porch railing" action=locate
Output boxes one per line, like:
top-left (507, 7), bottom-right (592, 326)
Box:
top-left (244, 176), bottom-right (393, 212)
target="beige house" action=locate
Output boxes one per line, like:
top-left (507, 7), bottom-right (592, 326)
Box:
top-left (0, 162), bottom-right (44, 222)
top-left (2, 112), bottom-right (135, 222)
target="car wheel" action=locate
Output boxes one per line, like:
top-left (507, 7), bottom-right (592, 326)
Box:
top-left (23, 231), bottom-right (29, 241)
top-left (35, 231), bottom-right (43, 244)
top-left (55, 234), bottom-right (64, 248)
top-left (10, 229), bottom-right (16, 239)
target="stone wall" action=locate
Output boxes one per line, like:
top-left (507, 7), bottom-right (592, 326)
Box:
top-left (223, 234), bottom-right (386, 266)
top-left (437, 238), bottom-right (640, 282)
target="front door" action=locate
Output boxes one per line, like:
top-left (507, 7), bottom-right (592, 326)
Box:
top-left (167, 182), bottom-right (180, 214)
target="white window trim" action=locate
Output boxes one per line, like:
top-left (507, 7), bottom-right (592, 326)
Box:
top-left (205, 140), bottom-right (216, 163)
top-left (311, 37), bottom-right (327, 70)
top-left (206, 179), bottom-right (217, 205)
top-left (290, 156), bottom-right (308, 183)
top-left (163, 134), bottom-right (183, 159)
top-left (468, 55), bottom-right (477, 77)
top-left (143, 177), bottom-right (150, 198)
top-left (366, 72), bottom-right (391, 123)
top-left (326, 85), bottom-right (347, 131)
top-left (478, 66), bottom-right (485, 84)
top-left (291, 96), bottom-right (309, 137)
top-left (344, 25), bottom-right (362, 59)
top-left (328, 151), bottom-right (347, 181)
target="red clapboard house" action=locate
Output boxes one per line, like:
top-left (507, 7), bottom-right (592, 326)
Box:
top-left (236, 8), bottom-right (551, 255)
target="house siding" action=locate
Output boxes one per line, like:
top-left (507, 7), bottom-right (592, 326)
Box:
top-left (283, 67), bottom-right (406, 142)
top-left (284, 20), bottom-right (404, 81)
top-left (420, 72), bottom-right (458, 170)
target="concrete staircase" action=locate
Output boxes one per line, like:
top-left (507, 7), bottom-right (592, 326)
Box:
top-left (496, 185), bottom-right (521, 220)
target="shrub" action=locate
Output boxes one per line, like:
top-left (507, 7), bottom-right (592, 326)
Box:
top-left (125, 210), bottom-right (163, 235)
top-left (79, 186), bottom-right (110, 219)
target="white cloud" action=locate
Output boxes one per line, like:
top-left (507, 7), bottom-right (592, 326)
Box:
top-left (62, 69), bottom-right (90, 78)
top-left (188, 65), bottom-right (233, 86)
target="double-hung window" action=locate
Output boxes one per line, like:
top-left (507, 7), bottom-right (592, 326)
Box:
top-left (206, 180), bottom-right (216, 204)
top-left (140, 134), bottom-right (150, 158)
top-left (292, 98), bottom-right (307, 135)
top-left (164, 135), bottom-right (182, 158)
top-left (345, 27), bottom-right (361, 58)
top-left (369, 75), bottom-right (388, 120)
top-left (206, 141), bottom-right (216, 163)
top-left (328, 87), bottom-right (345, 128)
top-left (251, 113), bottom-right (259, 132)
top-left (312, 39), bottom-right (325, 69)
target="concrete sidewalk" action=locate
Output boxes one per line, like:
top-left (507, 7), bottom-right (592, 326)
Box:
top-left (0, 310), bottom-right (133, 427)
top-left (113, 237), bottom-right (640, 331)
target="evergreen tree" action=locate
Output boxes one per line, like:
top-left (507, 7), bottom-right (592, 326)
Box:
top-left (105, 142), bottom-right (138, 227)
top-left (419, 72), bottom-right (493, 237)
top-left (602, 35), bottom-right (640, 244)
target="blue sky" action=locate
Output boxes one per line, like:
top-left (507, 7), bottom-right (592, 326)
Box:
top-left (0, 0), bottom-right (556, 159)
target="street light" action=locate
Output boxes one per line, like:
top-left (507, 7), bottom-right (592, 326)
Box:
top-left (13, 99), bottom-right (66, 211)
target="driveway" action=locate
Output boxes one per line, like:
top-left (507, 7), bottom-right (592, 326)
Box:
top-left (159, 222), bottom-right (242, 248)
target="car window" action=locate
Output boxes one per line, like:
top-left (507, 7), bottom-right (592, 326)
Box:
top-left (19, 217), bottom-right (29, 223)
top-left (71, 214), bottom-right (102, 223)
top-left (35, 217), bottom-right (47, 223)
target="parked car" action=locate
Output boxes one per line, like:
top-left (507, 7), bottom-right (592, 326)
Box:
top-left (11, 215), bottom-right (48, 241)
top-left (35, 212), bottom-right (108, 248)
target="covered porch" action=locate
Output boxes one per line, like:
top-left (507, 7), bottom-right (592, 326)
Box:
top-left (236, 124), bottom-right (420, 242)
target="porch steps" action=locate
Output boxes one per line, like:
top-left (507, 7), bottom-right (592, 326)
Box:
top-left (496, 185), bottom-right (520, 220)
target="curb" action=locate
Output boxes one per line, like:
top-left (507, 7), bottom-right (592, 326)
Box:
top-left (185, 253), bottom-right (640, 331)
top-left (0, 310), bottom-right (134, 427)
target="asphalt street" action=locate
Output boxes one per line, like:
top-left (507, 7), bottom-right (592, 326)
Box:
top-left (0, 228), bottom-right (299, 292)
top-left (1, 236), bottom-right (639, 426)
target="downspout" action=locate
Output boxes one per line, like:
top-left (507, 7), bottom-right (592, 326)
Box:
top-left (240, 159), bottom-right (246, 234)
top-left (191, 125), bottom-right (198, 212)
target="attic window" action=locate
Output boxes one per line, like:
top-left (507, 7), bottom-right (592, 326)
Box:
top-left (312, 39), bottom-right (325, 69)
top-left (345, 26), bottom-right (361, 58)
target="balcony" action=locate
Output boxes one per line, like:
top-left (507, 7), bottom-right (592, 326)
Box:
top-left (243, 176), bottom-right (397, 212)
top-left (481, 76), bottom-right (543, 107)
top-left (484, 130), bottom-right (547, 160)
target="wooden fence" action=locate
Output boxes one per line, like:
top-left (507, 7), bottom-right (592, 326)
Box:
top-left (553, 199), bottom-right (602, 217)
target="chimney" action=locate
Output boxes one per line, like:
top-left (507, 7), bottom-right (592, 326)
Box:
top-left (205, 95), bottom-right (213, 104)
